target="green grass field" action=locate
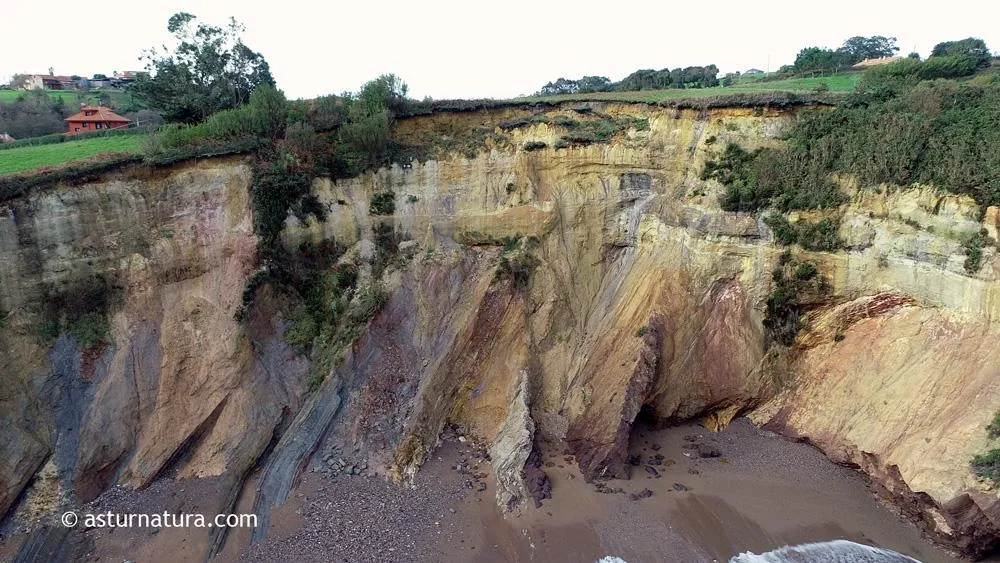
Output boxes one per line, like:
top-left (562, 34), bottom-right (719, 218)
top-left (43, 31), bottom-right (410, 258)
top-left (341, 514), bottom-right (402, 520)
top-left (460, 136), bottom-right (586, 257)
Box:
top-left (520, 73), bottom-right (861, 103)
top-left (0, 135), bottom-right (142, 176)
top-left (0, 88), bottom-right (132, 106)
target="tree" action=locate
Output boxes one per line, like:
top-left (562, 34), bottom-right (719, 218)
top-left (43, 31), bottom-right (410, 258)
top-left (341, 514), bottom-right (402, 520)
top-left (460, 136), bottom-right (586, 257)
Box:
top-left (355, 74), bottom-right (408, 115)
top-left (537, 78), bottom-right (580, 96)
top-left (931, 38), bottom-right (992, 69)
top-left (9, 74), bottom-right (31, 90)
top-left (577, 76), bottom-right (612, 93)
top-left (537, 76), bottom-right (612, 96)
top-left (838, 36), bottom-right (899, 63)
top-left (340, 75), bottom-right (410, 167)
top-left (0, 90), bottom-right (71, 138)
top-left (93, 73), bottom-right (108, 80)
top-left (131, 12), bottom-right (275, 123)
top-left (793, 47), bottom-right (850, 73)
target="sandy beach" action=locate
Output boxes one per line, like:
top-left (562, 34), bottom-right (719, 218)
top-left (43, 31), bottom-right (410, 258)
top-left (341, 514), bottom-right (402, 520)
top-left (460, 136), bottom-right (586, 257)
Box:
top-left (2, 418), bottom-right (968, 563)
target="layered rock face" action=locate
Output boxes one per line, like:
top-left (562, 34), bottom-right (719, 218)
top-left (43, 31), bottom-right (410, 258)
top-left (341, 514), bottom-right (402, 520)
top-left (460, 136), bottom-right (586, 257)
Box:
top-left (3, 103), bottom-right (1000, 558)
top-left (0, 159), bottom-right (308, 527)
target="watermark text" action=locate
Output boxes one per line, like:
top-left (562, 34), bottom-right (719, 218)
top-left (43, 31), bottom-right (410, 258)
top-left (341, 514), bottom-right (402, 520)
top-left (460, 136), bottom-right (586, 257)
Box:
top-left (61, 510), bottom-right (257, 529)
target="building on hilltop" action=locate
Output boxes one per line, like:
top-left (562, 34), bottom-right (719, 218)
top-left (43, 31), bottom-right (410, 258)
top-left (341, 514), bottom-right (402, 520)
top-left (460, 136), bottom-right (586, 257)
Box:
top-left (22, 74), bottom-right (75, 90)
top-left (852, 56), bottom-right (902, 68)
top-left (64, 106), bottom-right (131, 135)
top-left (744, 68), bottom-right (765, 75)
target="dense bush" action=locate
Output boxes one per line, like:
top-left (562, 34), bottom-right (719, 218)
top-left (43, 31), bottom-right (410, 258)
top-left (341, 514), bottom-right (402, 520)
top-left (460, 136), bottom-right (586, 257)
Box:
top-left (764, 252), bottom-right (829, 346)
top-left (701, 143), bottom-right (845, 212)
top-left (972, 449), bottom-right (1000, 481)
top-left (369, 191), bottom-right (396, 215)
top-left (970, 408), bottom-right (1000, 482)
top-left (964, 229), bottom-right (993, 274)
top-left (494, 252), bottom-right (541, 291)
top-left (145, 84), bottom-right (288, 153)
top-left (704, 78), bottom-right (1000, 210)
top-left (249, 148), bottom-right (322, 258)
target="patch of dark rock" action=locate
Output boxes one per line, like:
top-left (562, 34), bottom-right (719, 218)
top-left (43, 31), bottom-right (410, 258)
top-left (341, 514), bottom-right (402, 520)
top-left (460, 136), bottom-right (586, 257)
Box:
top-left (524, 449), bottom-right (552, 508)
top-left (696, 443), bottom-right (721, 458)
top-left (629, 488), bottom-right (654, 501)
top-left (672, 483), bottom-right (689, 492)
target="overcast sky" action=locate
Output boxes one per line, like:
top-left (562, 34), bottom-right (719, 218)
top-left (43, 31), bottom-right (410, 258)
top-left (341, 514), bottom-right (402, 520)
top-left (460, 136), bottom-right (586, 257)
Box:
top-left (4, 0), bottom-right (999, 100)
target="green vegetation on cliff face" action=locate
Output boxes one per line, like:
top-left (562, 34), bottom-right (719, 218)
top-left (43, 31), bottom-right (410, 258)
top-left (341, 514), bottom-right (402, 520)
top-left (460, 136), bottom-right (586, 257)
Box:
top-left (763, 214), bottom-right (843, 252)
top-left (972, 411), bottom-right (1000, 482)
top-left (702, 73), bottom-right (1000, 210)
top-left (764, 252), bottom-right (830, 346)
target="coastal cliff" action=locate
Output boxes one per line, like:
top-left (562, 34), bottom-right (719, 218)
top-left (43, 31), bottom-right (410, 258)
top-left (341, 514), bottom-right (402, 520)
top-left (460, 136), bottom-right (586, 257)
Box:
top-left (2, 102), bottom-right (998, 558)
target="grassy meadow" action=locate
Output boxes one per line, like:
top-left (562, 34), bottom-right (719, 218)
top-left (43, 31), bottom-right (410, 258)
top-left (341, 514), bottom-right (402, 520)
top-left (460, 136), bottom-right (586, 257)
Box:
top-left (0, 135), bottom-right (142, 176)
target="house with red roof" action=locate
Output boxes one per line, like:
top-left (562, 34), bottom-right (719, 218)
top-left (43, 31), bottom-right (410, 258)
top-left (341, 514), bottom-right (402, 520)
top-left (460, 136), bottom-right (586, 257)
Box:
top-left (65, 106), bottom-right (131, 135)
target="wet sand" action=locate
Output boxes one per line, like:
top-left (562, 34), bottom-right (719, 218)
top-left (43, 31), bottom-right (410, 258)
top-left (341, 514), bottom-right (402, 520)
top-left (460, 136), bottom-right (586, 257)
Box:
top-left (445, 419), bottom-right (960, 563)
top-left (3, 418), bottom-right (969, 562)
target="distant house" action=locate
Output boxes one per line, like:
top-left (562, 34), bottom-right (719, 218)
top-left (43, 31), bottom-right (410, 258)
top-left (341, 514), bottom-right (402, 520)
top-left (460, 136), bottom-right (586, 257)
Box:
top-left (744, 68), bottom-right (765, 75)
top-left (22, 74), bottom-right (75, 90)
top-left (0, 133), bottom-right (15, 143)
top-left (64, 106), bottom-right (131, 135)
top-left (853, 56), bottom-right (902, 68)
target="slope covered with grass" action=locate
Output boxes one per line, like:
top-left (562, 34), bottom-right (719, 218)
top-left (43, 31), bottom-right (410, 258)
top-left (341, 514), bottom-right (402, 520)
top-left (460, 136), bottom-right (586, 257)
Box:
top-left (0, 134), bottom-right (141, 175)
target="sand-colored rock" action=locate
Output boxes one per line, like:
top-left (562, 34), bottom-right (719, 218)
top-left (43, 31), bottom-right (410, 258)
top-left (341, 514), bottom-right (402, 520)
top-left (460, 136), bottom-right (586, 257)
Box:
top-left (0, 159), bottom-right (308, 522)
top-left (4, 102), bottom-right (1000, 556)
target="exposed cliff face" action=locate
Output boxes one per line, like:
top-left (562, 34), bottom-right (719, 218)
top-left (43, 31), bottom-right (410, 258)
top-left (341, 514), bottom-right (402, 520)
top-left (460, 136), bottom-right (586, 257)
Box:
top-left (3, 102), bottom-right (1000, 558)
top-left (0, 159), bottom-right (307, 529)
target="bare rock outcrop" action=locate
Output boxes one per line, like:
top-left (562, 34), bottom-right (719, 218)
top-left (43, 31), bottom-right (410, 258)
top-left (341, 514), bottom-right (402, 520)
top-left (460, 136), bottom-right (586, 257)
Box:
top-left (488, 371), bottom-right (535, 512)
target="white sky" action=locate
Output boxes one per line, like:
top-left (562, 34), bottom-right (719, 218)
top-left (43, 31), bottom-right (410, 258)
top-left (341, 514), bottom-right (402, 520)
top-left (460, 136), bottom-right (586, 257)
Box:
top-left (3, 0), bottom-right (999, 100)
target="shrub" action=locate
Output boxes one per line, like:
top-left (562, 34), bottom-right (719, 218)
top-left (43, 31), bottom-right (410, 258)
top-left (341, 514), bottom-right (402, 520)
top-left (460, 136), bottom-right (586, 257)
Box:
top-left (702, 143), bottom-right (845, 212)
top-left (283, 305), bottom-right (319, 353)
top-left (369, 191), bottom-right (396, 215)
top-left (764, 213), bottom-right (842, 251)
top-left (67, 312), bottom-right (110, 349)
top-left (250, 150), bottom-right (316, 256)
top-left (964, 229), bottom-right (991, 274)
top-left (987, 410), bottom-right (1000, 438)
top-left (797, 217), bottom-right (842, 251)
top-left (494, 252), bottom-right (541, 291)
top-left (764, 256), bottom-right (829, 346)
top-left (522, 141), bottom-right (547, 151)
top-left (972, 449), bottom-right (1000, 481)
top-left (794, 261), bottom-right (818, 280)
top-left (764, 213), bottom-right (798, 245)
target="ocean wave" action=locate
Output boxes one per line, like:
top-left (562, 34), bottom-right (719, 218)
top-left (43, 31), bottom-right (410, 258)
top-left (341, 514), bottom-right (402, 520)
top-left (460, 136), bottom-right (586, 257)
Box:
top-left (730, 540), bottom-right (921, 563)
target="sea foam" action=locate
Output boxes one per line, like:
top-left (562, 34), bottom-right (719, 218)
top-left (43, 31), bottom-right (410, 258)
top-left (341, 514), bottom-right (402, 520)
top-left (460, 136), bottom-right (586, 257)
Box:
top-left (730, 540), bottom-right (921, 563)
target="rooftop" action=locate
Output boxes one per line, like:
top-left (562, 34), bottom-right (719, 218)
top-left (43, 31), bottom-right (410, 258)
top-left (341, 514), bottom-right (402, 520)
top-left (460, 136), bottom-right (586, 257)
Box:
top-left (65, 106), bottom-right (131, 123)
